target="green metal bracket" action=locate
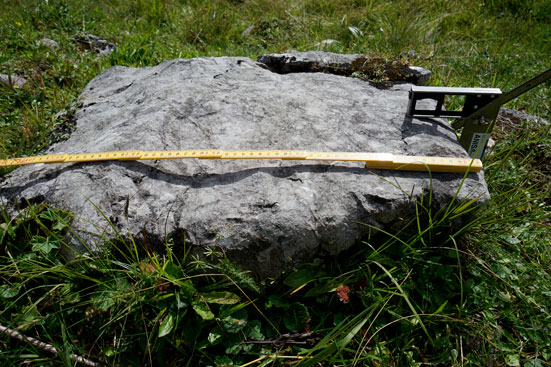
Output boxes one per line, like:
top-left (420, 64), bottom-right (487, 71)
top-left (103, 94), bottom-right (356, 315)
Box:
top-left (407, 68), bottom-right (551, 159)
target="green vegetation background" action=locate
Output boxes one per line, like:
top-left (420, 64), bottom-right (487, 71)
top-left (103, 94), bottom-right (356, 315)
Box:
top-left (1, 0), bottom-right (550, 366)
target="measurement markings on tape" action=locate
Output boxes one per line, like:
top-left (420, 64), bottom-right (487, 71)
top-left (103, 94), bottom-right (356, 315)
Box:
top-left (0, 149), bottom-right (482, 173)
top-left (61, 151), bottom-right (143, 162)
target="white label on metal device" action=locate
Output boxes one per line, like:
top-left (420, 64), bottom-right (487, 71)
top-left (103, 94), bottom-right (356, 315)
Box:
top-left (468, 133), bottom-right (491, 159)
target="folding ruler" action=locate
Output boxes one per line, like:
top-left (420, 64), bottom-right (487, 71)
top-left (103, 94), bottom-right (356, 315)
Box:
top-left (407, 68), bottom-right (551, 158)
top-left (0, 150), bottom-right (482, 173)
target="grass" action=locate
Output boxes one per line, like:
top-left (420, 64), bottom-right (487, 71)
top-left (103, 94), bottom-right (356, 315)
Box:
top-left (1, 0), bottom-right (551, 365)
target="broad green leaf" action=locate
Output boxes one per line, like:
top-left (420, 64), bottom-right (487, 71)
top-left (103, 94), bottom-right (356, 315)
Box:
top-left (30, 236), bottom-right (59, 254)
top-left (0, 283), bottom-right (21, 299)
top-left (266, 294), bottom-right (290, 309)
top-left (192, 300), bottom-right (214, 320)
top-left (283, 302), bottom-right (309, 331)
top-left (283, 268), bottom-right (317, 288)
top-left (17, 204), bottom-right (45, 225)
top-left (524, 359), bottom-right (543, 367)
top-left (181, 317), bottom-right (202, 344)
top-left (52, 220), bottom-right (68, 231)
top-left (245, 319), bottom-right (264, 340)
top-left (221, 308), bottom-right (248, 333)
top-left (505, 236), bottom-right (521, 245)
top-left (0, 222), bottom-right (16, 240)
top-left (208, 327), bottom-right (224, 345)
top-left (39, 209), bottom-right (71, 231)
top-left (158, 314), bottom-right (175, 338)
top-left (92, 291), bottom-right (116, 311)
top-left (179, 280), bottom-right (196, 300)
top-left (214, 355), bottom-right (234, 366)
top-left (230, 308), bottom-right (248, 321)
top-left (505, 354), bottom-right (520, 366)
top-left (202, 291), bottom-right (240, 305)
top-left (219, 302), bottom-right (249, 318)
top-left (242, 341), bottom-right (255, 353)
top-left (104, 347), bottom-right (119, 357)
top-left (39, 208), bottom-right (56, 221)
top-left (221, 316), bottom-right (247, 334)
top-left (223, 334), bottom-right (243, 355)
top-left (164, 261), bottom-right (184, 281)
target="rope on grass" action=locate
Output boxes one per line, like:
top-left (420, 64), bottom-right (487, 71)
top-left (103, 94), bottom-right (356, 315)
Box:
top-left (0, 324), bottom-right (100, 367)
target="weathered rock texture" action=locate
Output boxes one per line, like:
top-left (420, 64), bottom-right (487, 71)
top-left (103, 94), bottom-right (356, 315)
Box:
top-left (39, 38), bottom-right (59, 50)
top-left (497, 107), bottom-right (549, 126)
top-left (74, 34), bottom-right (115, 55)
top-left (0, 55), bottom-right (489, 278)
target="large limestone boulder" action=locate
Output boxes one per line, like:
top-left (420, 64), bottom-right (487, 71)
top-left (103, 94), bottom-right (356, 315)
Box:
top-left (0, 54), bottom-right (489, 278)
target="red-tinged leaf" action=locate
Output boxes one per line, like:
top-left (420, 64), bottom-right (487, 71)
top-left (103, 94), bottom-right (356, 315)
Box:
top-left (140, 261), bottom-right (156, 274)
top-left (336, 284), bottom-right (350, 304)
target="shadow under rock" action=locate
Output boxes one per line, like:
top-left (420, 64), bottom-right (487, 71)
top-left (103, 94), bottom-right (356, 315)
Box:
top-left (116, 160), bottom-right (484, 188)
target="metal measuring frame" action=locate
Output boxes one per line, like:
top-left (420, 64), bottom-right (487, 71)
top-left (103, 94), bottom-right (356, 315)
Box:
top-left (407, 68), bottom-right (551, 159)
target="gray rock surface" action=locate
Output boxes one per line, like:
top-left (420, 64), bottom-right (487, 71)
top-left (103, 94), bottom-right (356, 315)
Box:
top-left (0, 73), bottom-right (27, 88)
top-left (487, 108), bottom-right (549, 151)
top-left (39, 38), bottom-right (59, 50)
top-left (498, 107), bottom-right (549, 126)
top-left (258, 51), bottom-right (431, 85)
top-left (75, 34), bottom-right (115, 55)
top-left (0, 56), bottom-right (488, 278)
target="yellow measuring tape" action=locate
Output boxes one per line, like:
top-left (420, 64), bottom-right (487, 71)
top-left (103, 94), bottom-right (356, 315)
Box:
top-left (0, 149), bottom-right (482, 173)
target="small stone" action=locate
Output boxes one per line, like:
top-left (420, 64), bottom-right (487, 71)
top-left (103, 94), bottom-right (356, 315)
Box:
top-left (498, 107), bottom-right (549, 126)
top-left (39, 38), bottom-right (59, 50)
top-left (486, 137), bottom-right (496, 152)
top-left (0, 73), bottom-right (27, 88)
top-left (241, 24), bottom-right (254, 38)
top-left (407, 66), bottom-right (431, 86)
top-left (75, 34), bottom-right (115, 55)
top-left (314, 39), bottom-right (340, 49)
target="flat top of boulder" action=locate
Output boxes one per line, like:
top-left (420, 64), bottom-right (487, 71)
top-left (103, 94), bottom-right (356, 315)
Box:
top-left (0, 55), bottom-right (489, 278)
